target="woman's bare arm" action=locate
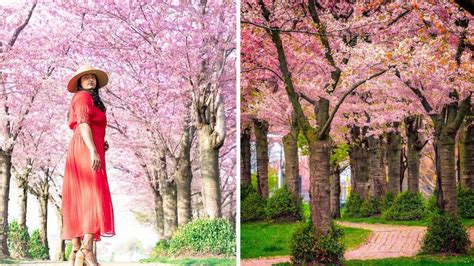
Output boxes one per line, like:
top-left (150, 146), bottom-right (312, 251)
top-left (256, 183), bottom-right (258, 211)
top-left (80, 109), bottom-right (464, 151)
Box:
top-left (78, 123), bottom-right (101, 170)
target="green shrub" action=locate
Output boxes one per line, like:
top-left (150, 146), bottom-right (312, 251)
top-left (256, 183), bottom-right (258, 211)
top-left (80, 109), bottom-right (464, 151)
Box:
top-left (290, 222), bottom-right (345, 265)
top-left (251, 170), bottom-right (279, 195)
top-left (343, 193), bottom-right (364, 218)
top-left (381, 192), bottom-right (396, 212)
top-left (422, 213), bottom-right (470, 254)
top-left (457, 187), bottom-right (474, 218)
top-left (425, 194), bottom-right (442, 218)
top-left (265, 187), bottom-right (303, 222)
top-left (7, 220), bottom-right (30, 258)
top-left (383, 191), bottom-right (425, 221)
top-left (151, 240), bottom-right (170, 257)
top-left (360, 198), bottom-right (381, 217)
top-left (65, 242), bottom-right (72, 260)
top-left (241, 183), bottom-right (256, 201)
top-left (241, 191), bottom-right (267, 222)
top-left (167, 218), bottom-right (235, 256)
top-left (28, 230), bottom-right (49, 260)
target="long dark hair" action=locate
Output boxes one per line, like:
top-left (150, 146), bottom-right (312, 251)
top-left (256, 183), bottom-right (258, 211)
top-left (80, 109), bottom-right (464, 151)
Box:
top-left (77, 75), bottom-right (107, 113)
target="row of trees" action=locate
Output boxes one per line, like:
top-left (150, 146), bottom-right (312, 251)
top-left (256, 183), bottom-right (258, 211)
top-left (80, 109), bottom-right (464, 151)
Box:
top-left (0, 0), bottom-right (235, 260)
top-left (241, 0), bottom-right (473, 240)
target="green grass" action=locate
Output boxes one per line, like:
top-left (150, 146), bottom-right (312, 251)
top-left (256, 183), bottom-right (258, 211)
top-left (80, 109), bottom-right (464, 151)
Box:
top-left (337, 216), bottom-right (474, 227)
top-left (0, 259), bottom-right (18, 264)
top-left (141, 257), bottom-right (236, 265)
top-left (343, 227), bottom-right (372, 249)
top-left (273, 249), bottom-right (474, 265)
top-left (241, 221), bottom-right (371, 259)
top-left (345, 248), bottom-right (474, 265)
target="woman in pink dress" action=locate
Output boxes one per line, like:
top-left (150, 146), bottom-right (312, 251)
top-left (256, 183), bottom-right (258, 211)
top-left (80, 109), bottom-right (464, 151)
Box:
top-left (62, 65), bottom-right (115, 266)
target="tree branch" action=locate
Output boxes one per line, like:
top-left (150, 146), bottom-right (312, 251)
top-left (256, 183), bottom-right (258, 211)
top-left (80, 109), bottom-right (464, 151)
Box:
top-left (308, 0), bottom-right (341, 93)
top-left (449, 94), bottom-right (472, 130)
top-left (396, 70), bottom-right (435, 118)
top-left (241, 67), bottom-right (283, 82)
top-left (388, 9), bottom-right (410, 27)
top-left (258, 0), bottom-right (312, 134)
top-left (241, 20), bottom-right (321, 36)
top-left (298, 92), bottom-right (317, 105)
top-left (7, 2), bottom-right (37, 49)
top-left (318, 67), bottom-right (390, 139)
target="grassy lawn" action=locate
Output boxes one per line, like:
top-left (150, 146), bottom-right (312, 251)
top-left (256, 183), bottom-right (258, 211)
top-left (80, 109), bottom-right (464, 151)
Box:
top-left (346, 248), bottom-right (474, 265)
top-left (141, 257), bottom-right (236, 265)
top-left (274, 249), bottom-right (474, 265)
top-left (0, 259), bottom-right (20, 264)
top-left (337, 216), bottom-right (474, 227)
top-left (241, 221), bottom-right (371, 259)
top-left (0, 259), bottom-right (60, 264)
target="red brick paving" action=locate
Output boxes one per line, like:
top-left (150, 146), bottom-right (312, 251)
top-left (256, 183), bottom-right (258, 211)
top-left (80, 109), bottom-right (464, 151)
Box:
top-left (241, 222), bottom-right (474, 266)
top-left (338, 221), bottom-right (426, 260)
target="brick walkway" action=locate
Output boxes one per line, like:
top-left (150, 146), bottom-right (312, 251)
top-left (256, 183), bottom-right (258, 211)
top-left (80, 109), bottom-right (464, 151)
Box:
top-left (241, 222), bottom-right (474, 266)
top-left (338, 221), bottom-right (426, 260)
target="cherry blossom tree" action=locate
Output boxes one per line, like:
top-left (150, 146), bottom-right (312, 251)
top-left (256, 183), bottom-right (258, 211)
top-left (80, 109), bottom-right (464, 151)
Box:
top-left (242, 1), bottom-right (473, 241)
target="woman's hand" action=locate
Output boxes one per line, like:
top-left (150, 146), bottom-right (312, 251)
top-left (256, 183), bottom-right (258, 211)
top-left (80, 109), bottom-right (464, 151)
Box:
top-left (105, 141), bottom-right (109, 152)
top-left (90, 150), bottom-right (101, 171)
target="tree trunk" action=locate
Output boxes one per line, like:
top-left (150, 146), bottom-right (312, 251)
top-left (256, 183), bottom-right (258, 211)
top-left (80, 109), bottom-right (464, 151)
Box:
top-left (386, 126), bottom-right (402, 194)
top-left (162, 183), bottom-right (177, 240)
top-left (198, 126), bottom-right (222, 218)
top-left (16, 177), bottom-right (28, 258)
top-left (174, 106), bottom-right (194, 226)
top-left (330, 165), bottom-right (341, 219)
top-left (240, 126), bottom-right (252, 187)
top-left (368, 136), bottom-right (387, 199)
top-left (283, 112), bottom-right (299, 198)
top-left (158, 151), bottom-right (177, 239)
top-left (0, 150), bottom-right (12, 258)
top-left (349, 127), bottom-right (369, 199)
top-left (17, 178), bottom-right (27, 229)
top-left (254, 119), bottom-right (269, 198)
top-left (176, 158), bottom-right (192, 226)
top-left (460, 118), bottom-right (474, 191)
top-left (55, 207), bottom-right (65, 261)
top-left (405, 116), bottom-right (423, 193)
top-left (153, 189), bottom-right (164, 240)
top-left (438, 130), bottom-right (458, 215)
top-left (38, 187), bottom-right (50, 259)
top-left (308, 137), bottom-right (332, 235)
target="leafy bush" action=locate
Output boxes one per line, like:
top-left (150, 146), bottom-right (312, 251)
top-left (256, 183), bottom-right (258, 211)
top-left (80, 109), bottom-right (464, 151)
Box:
top-left (422, 213), bottom-right (470, 254)
top-left (343, 193), bottom-right (364, 218)
top-left (65, 242), bottom-right (72, 260)
top-left (7, 220), bottom-right (30, 258)
top-left (241, 190), bottom-right (267, 222)
top-left (360, 198), bottom-right (381, 217)
top-left (166, 218), bottom-right (235, 256)
top-left (381, 192), bottom-right (396, 212)
top-left (28, 230), bottom-right (49, 260)
top-left (266, 187), bottom-right (303, 222)
top-left (241, 183), bottom-right (255, 201)
top-left (457, 187), bottom-right (474, 218)
top-left (425, 194), bottom-right (442, 218)
top-left (151, 240), bottom-right (170, 257)
top-left (290, 222), bottom-right (345, 265)
top-left (251, 169), bottom-right (279, 195)
top-left (383, 191), bottom-right (425, 221)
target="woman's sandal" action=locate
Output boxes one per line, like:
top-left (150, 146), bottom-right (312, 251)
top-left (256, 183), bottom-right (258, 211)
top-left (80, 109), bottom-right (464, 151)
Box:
top-left (75, 246), bottom-right (99, 266)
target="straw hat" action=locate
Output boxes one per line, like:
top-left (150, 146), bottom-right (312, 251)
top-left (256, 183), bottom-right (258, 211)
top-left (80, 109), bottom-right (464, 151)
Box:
top-left (67, 65), bottom-right (109, 93)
